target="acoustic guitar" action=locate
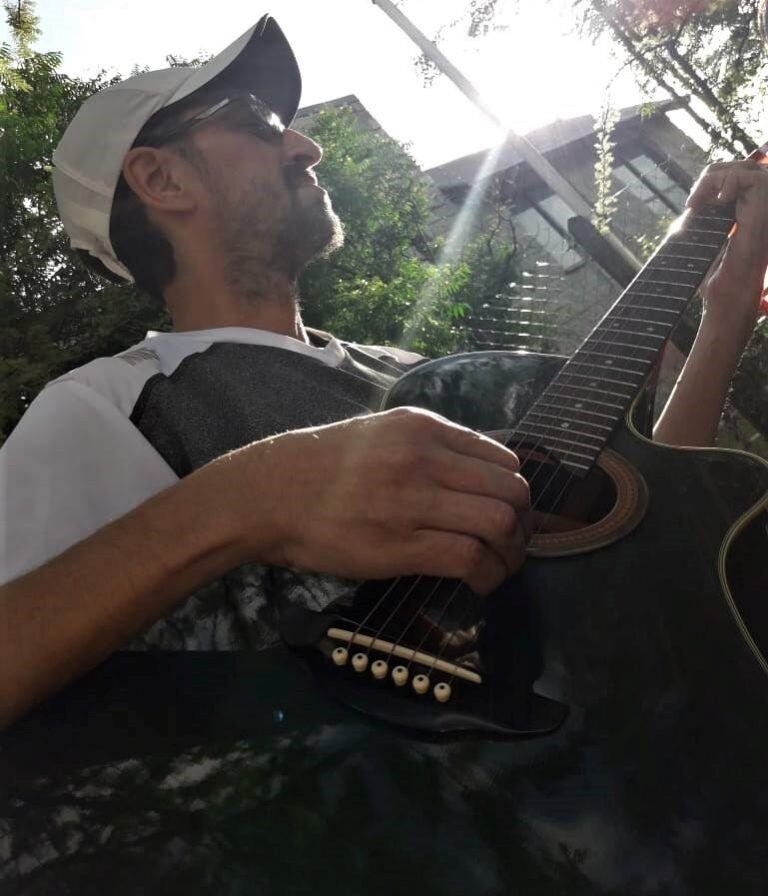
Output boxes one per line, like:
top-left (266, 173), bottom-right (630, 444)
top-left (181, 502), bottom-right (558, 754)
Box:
top-left (4, 201), bottom-right (768, 894)
top-left (281, 200), bottom-right (768, 739)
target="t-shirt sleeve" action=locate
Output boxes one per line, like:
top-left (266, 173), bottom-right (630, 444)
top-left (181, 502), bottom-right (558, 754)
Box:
top-left (0, 379), bottom-right (178, 585)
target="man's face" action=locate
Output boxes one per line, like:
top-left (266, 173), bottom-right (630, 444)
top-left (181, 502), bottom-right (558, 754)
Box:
top-left (186, 101), bottom-right (343, 291)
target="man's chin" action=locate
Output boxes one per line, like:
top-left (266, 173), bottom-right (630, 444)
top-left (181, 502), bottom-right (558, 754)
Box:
top-left (299, 210), bottom-right (344, 267)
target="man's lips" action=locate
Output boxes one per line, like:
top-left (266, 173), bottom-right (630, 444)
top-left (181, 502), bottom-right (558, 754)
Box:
top-left (286, 168), bottom-right (320, 189)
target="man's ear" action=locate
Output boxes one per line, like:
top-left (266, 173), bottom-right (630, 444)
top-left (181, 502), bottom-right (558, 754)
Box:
top-left (121, 146), bottom-right (198, 213)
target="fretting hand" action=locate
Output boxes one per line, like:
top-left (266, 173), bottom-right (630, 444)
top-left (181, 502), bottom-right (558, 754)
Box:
top-left (686, 159), bottom-right (768, 336)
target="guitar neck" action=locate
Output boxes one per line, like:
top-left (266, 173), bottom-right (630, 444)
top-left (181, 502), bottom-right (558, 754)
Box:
top-left (511, 202), bottom-right (735, 475)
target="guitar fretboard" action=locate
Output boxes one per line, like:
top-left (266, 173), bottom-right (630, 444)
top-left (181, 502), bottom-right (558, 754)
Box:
top-left (510, 202), bottom-right (735, 475)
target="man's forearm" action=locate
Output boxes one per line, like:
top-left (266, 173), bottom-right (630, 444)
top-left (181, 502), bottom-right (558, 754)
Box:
top-left (0, 409), bottom-right (534, 730)
top-left (0, 456), bottom-right (251, 730)
top-left (653, 315), bottom-right (752, 447)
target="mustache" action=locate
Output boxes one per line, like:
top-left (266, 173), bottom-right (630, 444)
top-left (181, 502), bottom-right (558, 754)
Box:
top-left (283, 162), bottom-right (319, 190)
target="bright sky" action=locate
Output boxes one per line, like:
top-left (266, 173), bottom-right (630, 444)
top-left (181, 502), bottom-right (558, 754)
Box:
top-left (7, 0), bottom-right (651, 170)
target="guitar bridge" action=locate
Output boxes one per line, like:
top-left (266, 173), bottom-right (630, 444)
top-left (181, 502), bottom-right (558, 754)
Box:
top-left (326, 626), bottom-right (481, 703)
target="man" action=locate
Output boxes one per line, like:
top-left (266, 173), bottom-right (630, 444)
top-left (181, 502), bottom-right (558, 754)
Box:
top-left (2, 16), bottom-right (766, 733)
top-left (0, 15), bottom-right (531, 728)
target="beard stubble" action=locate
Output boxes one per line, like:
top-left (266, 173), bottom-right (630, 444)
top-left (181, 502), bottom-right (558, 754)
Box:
top-left (213, 166), bottom-right (345, 302)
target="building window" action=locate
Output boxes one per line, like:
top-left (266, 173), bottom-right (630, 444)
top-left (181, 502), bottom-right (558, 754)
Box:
top-left (613, 153), bottom-right (688, 216)
top-left (513, 194), bottom-right (584, 273)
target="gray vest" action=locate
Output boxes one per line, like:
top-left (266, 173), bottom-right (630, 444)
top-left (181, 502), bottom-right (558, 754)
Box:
top-left (127, 339), bottom-right (418, 650)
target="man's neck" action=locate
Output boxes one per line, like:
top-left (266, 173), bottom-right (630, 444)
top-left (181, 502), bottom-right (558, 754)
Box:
top-left (164, 270), bottom-right (309, 342)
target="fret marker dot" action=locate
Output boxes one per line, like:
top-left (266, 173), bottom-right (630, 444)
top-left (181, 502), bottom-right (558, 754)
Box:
top-left (646, 326), bottom-right (655, 332)
top-left (561, 421), bottom-right (570, 429)
top-left (575, 403), bottom-right (583, 409)
top-left (590, 381), bottom-right (597, 387)
top-left (605, 359), bottom-right (613, 365)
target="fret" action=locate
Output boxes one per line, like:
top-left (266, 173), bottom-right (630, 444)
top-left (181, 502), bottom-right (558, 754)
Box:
top-left (613, 298), bottom-right (679, 313)
top-left (642, 254), bottom-right (705, 267)
top-left (560, 365), bottom-right (642, 388)
top-left (615, 306), bottom-right (679, 318)
top-left (666, 253), bottom-right (709, 273)
top-left (685, 226), bottom-right (733, 236)
top-left (526, 409), bottom-right (613, 433)
top-left (535, 398), bottom-right (619, 422)
top-left (589, 319), bottom-right (664, 335)
top-left (626, 288), bottom-right (690, 303)
top-left (540, 386), bottom-right (624, 412)
top-left (675, 227), bottom-right (731, 240)
top-left (646, 257), bottom-right (703, 274)
top-left (596, 325), bottom-right (672, 341)
top-left (532, 423), bottom-right (605, 445)
top-left (664, 239), bottom-right (726, 256)
top-left (676, 237), bottom-right (723, 250)
top-left (651, 239), bottom-right (716, 265)
top-left (516, 425), bottom-right (600, 456)
top-left (619, 289), bottom-right (690, 304)
top-left (581, 336), bottom-right (656, 356)
top-left (571, 350), bottom-right (651, 372)
top-left (633, 277), bottom-right (699, 289)
top-left (688, 212), bottom-right (733, 223)
top-left (573, 342), bottom-right (652, 362)
top-left (588, 329), bottom-right (666, 345)
top-left (673, 225), bottom-right (727, 239)
top-left (557, 457), bottom-right (591, 473)
top-left (544, 379), bottom-right (633, 402)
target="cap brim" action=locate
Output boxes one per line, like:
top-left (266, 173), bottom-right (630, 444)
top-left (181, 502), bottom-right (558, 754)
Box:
top-left (167, 14), bottom-right (301, 127)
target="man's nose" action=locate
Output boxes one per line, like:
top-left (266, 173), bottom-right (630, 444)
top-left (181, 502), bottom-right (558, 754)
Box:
top-left (283, 129), bottom-right (323, 169)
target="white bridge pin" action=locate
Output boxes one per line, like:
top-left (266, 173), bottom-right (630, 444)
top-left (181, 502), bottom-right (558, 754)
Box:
top-left (352, 653), bottom-right (369, 672)
top-left (413, 674), bottom-right (430, 695)
top-left (371, 659), bottom-right (388, 679)
top-left (392, 665), bottom-right (408, 686)
top-left (332, 646), bottom-right (348, 666)
top-left (433, 682), bottom-right (451, 703)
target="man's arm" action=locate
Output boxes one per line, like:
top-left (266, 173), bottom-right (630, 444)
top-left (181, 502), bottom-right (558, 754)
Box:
top-left (654, 160), bottom-right (768, 447)
top-left (0, 408), bottom-right (530, 730)
top-left (0, 453), bottom-right (247, 730)
top-left (653, 309), bottom-right (758, 447)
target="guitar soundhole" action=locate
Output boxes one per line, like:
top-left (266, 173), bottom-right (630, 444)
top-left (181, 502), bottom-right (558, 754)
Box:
top-left (519, 445), bottom-right (616, 533)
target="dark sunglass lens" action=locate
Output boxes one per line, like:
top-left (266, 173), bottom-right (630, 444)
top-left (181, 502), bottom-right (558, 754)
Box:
top-left (243, 97), bottom-right (284, 141)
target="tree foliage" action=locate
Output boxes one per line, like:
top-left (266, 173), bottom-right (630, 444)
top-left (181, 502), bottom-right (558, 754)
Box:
top-left (0, 2), bottom-right (168, 444)
top-left (573, 0), bottom-right (768, 156)
top-left (569, 0), bottom-right (768, 441)
top-left (300, 106), bottom-right (524, 357)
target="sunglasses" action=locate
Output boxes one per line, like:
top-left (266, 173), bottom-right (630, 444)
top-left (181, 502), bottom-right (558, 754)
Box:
top-left (140, 93), bottom-right (285, 147)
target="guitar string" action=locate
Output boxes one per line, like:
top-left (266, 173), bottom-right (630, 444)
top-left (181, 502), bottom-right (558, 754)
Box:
top-left (395, 576), bottom-right (475, 683)
top-left (344, 209), bottom-right (716, 673)
top-left (504, 227), bottom-right (687, 521)
top-left (502, 204), bottom-right (735, 541)
top-left (325, 347), bottom-right (527, 678)
top-left (322, 350), bottom-right (508, 683)
top-left (376, 206), bottom-right (735, 689)
top-left (321, 204), bottom-right (733, 684)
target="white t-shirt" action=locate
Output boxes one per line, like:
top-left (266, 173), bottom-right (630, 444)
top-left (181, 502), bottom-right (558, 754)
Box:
top-left (0, 327), bottom-right (421, 585)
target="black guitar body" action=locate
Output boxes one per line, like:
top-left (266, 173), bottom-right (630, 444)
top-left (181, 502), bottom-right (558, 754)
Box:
top-left (382, 349), bottom-right (768, 892)
top-left (7, 349), bottom-right (768, 896)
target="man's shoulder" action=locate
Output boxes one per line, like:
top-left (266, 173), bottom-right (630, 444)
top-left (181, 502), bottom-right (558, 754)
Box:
top-left (349, 342), bottom-right (425, 367)
top-left (43, 341), bottom-right (164, 418)
top-left (307, 327), bottom-right (425, 368)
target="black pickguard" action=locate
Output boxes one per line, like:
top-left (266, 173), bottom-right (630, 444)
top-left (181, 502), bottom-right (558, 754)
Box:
top-left (4, 350), bottom-right (768, 895)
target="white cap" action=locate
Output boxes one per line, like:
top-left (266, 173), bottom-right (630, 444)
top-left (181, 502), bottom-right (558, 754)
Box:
top-left (52, 14), bottom-right (301, 282)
